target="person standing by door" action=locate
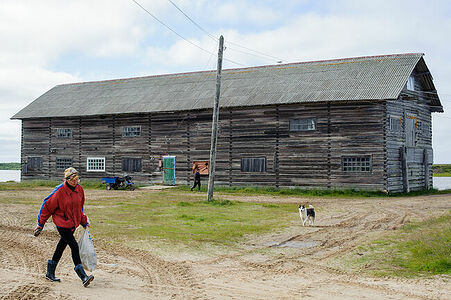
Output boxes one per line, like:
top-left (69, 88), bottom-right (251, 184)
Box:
top-left (190, 166), bottom-right (201, 191)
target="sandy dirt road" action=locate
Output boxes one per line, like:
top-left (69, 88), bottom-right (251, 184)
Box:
top-left (0, 190), bottom-right (450, 299)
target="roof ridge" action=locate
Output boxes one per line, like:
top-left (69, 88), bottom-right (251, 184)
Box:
top-left (57, 53), bottom-right (424, 87)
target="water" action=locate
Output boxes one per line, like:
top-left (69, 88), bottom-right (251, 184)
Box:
top-left (433, 177), bottom-right (451, 190)
top-left (0, 170), bottom-right (21, 182)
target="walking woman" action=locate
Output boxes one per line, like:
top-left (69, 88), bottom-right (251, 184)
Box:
top-left (34, 167), bottom-right (94, 287)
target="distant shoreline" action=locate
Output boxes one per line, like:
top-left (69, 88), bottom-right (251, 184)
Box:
top-left (433, 164), bottom-right (451, 177)
top-left (0, 163), bottom-right (20, 170)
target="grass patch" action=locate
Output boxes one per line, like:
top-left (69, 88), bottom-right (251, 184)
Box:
top-left (434, 173), bottom-right (451, 177)
top-left (0, 180), bottom-right (106, 190)
top-left (85, 194), bottom-right (294, 250)
top-left (342, 212), bottom-right (451, 277)
top-left (173, 185), bottom-right (449, 198)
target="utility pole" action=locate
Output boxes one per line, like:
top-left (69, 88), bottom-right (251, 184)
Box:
top-left (207, 35), bottom-right (224, 202)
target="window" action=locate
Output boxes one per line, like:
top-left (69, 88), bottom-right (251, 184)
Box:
top-left (342, 156), bottom-right (372, 172)
top-left (289, 118), bottom-right (316, 131)
top-left (241, 157), bottom-right (266, 172)
top-left (122, 158), bottom-right (142, 172)
top-left (422, 123), bottom-right (430, 136)
top-left (56, 128), bottom-right (72, 138)
top-left (407, 75), bottom-right (415, 91)
top-left (122, 126), bottom-right (141, 137)
top-left (389, 116), bottom-right (401, 132)
top-left (416, 120), bottom-right (422, 135)
top-left (27, 157), bottom-right (42, 171)
top-left (87, 157), bottom-right (105, 172)
top-left (56, 158), bottom-right (73, 170)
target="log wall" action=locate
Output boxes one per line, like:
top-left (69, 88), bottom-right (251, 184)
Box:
top-left (385, 90), bottom-right (433, 193)
top-left (21, 101), bottom-right (394, 191)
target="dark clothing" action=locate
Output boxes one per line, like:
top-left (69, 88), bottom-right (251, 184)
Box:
top-left (191, 180), bottom-right (201, 191)
top-left (52, 226), bottom-right (82, 266)
top-left (191, 171), bottom-right (201, 191)
top-left (66, 181), bottom-right (76, 192)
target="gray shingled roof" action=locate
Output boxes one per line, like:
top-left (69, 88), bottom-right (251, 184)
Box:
top-left (11, 53), bottom-right (443, 119)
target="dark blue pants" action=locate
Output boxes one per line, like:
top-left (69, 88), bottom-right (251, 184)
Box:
top-left (191, 180), bottom-right (201, 191)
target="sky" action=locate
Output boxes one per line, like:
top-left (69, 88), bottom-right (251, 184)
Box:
top-left (1, 0), bottom-right (450, 163)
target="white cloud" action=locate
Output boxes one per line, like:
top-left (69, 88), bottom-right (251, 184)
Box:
top-left (0, 0), bottom-right (155, 67)
top-left (213, 2), bottom-right (280, 26)
top-left (0, 66), bottom-right (80, 100)
top-left (145, 36), bottom-right (219, 71)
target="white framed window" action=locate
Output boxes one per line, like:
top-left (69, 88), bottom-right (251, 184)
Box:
top-left (289, 118), bottom-right (316, 131)
top-left (122, 126), bottom-right (141, 137)
top-left (87, 157), bottom-right (105, 172)
top-left (56, 128), bottom-right (72, 138)
top-left (342, 156), bottom-right (372, 173)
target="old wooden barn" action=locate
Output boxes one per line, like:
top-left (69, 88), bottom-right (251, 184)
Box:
top-left (12, 53), bottom-right (443, 192)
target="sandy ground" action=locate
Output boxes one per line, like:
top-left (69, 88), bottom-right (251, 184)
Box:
top-left (0, 190), bottom-right (450, 299)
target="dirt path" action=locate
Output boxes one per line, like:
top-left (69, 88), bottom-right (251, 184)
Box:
top-left (0, 191), bottom-right (450, 299)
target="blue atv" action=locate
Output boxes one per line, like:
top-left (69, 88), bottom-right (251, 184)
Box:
top-left (101, 175), bottom-right (135, 191)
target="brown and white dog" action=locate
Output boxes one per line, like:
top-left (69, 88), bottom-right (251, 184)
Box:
top-left (299, 204), bottom-right (315, 226)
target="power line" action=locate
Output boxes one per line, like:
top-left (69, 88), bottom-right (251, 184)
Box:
top-left (166, 0), bottom-right (286, 64)
top-left (167, 0), bottom-right (217, 42)
top-left (225, 40), bottom-right (285, 63)
top-left (131, 0), bottom-right (245, 67)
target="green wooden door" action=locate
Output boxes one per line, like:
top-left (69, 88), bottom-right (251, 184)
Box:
top-left (163, 156), bottom-right (176, 185)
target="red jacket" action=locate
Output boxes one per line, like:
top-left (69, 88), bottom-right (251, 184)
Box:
top-left (38, 182), bottom-right (88, 228)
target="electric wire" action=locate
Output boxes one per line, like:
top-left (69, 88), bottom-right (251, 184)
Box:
top-left (169, 45), bottom-right (219, 133)
top-left (131, 0), bottom-right (245, 67)
top-left (167, 0), bottom-right (217, 42)
top-left (166, 0), bottom-right (286, 64)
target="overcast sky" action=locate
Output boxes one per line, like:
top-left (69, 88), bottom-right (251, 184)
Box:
top-left (1, 0), bottom-right (450, 163)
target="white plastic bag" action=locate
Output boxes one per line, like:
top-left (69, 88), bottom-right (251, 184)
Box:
top-left (78, 227), bottom-right (97, 271)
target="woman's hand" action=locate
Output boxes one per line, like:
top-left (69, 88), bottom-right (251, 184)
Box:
top-left (34, 225), bottom-right (43, 237)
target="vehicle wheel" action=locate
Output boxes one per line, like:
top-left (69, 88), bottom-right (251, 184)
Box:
top-left (129, 185), bottom-right (135, 191)
top-left (113, 184), bottom-right (118, 190)
top-left (106, 184), bottom-right (111, 190)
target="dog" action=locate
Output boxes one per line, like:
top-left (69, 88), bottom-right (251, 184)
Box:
top-left (298, 204), bottom-right (315, 226)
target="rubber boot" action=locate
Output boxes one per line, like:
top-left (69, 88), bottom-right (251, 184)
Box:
top-left (74, 264), bottom-right (94, 287)
top-left (46, 260), bottom-right (61, 282)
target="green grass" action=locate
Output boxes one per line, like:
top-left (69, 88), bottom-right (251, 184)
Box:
top-left (174, 185), bottom-right (451, 197)
top-left (0, 187), bottom-right (295, 252)
top-left (434, 173), bottom-right (451, 177)
top-left (86, 193), bottom-right (294, 250)
top-left (0, 162), bottom-right (20, 170)
top-left (0, 180), bottom-right (106, 190)
top-left (343, 212), bottom-right (451, 277)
